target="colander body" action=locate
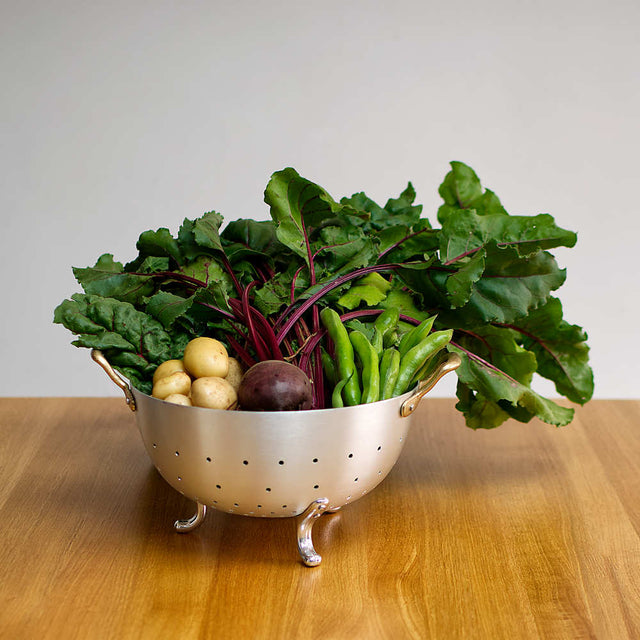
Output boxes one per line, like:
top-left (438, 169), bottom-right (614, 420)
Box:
top-left (132, 388), bottom-right (416, 517)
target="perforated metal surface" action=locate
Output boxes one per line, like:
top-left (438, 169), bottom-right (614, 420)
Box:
top-left (133, 389), bottom-right (416, 517)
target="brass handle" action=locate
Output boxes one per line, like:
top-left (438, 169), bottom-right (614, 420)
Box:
top-left (400, 352), bottom-right (461, 417)
top-left (91, 349), bottom-right (136, 411)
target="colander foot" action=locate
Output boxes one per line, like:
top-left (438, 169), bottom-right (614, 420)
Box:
top-left (297, 498), bottom-right (329, 567)
top-left (174, 501), bottom-right (207, 533)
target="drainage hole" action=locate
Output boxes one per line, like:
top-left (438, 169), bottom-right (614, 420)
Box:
top-left (313, 484), bottom-right (319, 489)
top-left (216, 484), bottom-right (221, 489)
top-left (312, 458), bottom-right (318, 463)
top-left (257, 504), bottom-right (262, 509)
top-left (354, 477), bottom-right (359, 482)
top-left (177, 476), bottom-right (182, 481)
top-left (377, 445), bottom-right (382, 451)
top-left (348, 453), bottom-right (354, 458)
top-left (282, 505), bottom-right (287, 509)
top-left (152, 443), bottom-right (157, 448)
top-left (265, 487), bottom-right (271, 492)
top-left (234, 503), bottom-right (239, 507)
top-left (278, 460), bottom-right (285, 465)
top-left (243, 460), bottom-right (249, 465)
top-left (175, 451), bottom-right (180, 457)
top-left (206, 457), bottom-right (212, 462)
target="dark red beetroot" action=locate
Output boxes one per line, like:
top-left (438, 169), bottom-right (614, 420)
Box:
top-left (237, 360), bottom-right (313, 411)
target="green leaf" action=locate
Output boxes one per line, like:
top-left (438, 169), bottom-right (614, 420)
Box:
top-left (440, 209), bottom-right (577, 262)
top-left (449, 343), bottom-right (574, 427)
top-left (315, 225), bottom-right (377, 278)
top-left (403, 243), bottom-right (566, 326)
top-left (437, 162), bottom-right (508, 223)
top-left (221, 218), bottom-right (287, 266)
top-left (73, 254), bottom-right (155, 305)
top-left (341, 183), bottom-right (423, 231)
top-left (136, 228), bottom-right (182, 264)
top-left (177, 212), bottom-right (225, 261)
top-left (444, 249), bottom-right (486, 308)
top-left (53, 294), bottom-right (188, 393)
top-left (505, 297), bottom-right (594, 404)
top-left (193, 211), bottom-right (225, 252)
top-left (455, 383), bottom-right (511, 429)
top-left (265, 167), bottom-right (345, 263)
top-left (145, 291), bottom-right (195, 329)
top-left (454, 325), bottom-right (537, 385)
top-left (337, 273), bottom-right (391, 310)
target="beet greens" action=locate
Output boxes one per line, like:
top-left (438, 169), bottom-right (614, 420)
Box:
top-left (54, 162), bottom-right (593, 428)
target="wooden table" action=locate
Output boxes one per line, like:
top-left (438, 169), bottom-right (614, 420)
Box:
top-left (1, 398), bottom-right (639, 639)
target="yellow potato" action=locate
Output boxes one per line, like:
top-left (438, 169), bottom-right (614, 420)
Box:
top-left (183, 337), bottom-right (229, 379)
top-left (191, 376), bottom-right (237, 410)
top-left (164, 393), bottom-right (192, 406)
top-left (152, 371), bottom-right (191, 400)
top-left (152, 359), bottom-right (186, 385)
top-left (225, 357), bottom-right (244, 392)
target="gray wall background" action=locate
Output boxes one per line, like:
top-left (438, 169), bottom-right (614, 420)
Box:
top-left (2, 0), bottom-right (638, 398)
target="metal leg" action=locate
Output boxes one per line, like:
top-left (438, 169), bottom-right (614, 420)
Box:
top-left (297, 498), bottom-right (329, 567)
top-left (174, 501), bottom-right (207, 533)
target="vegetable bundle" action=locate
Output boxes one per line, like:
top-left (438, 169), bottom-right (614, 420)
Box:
top-left (54, 162), bottom-right (593, 428)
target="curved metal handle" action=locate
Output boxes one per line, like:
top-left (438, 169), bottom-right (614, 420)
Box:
top-left (400, 352), bottom-right (461, 417)
top-left (91, 349), bottom-right (136, 411)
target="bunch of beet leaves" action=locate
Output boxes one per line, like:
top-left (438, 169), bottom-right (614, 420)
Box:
top-left (54, 162), bottom-right (593, 428)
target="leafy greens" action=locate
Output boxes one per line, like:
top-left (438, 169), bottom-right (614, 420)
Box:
top-left (54, 161), bottom-right (593, 428)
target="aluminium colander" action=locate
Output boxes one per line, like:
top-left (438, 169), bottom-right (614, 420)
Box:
top-left (91, 349), bottom-right (460, 566)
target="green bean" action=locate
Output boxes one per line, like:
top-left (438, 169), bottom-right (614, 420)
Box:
top-left (349, 330), bottom-right (380, 404)
top-left (371, 327), bottom-right (384, 356)
top-left (375, 308), bottom-right (399, 341)
top-left (383, 329), bottom-right (398, 349)
top-left (380, 348), bottom-right (401, 400)
top-left (320, 347), bottom-right (337, 386)
top-left (398, 315), bottom-right (436, 357)
top-left (393, 329), bottom-right (453, 396)
top-left (331, 376), bottom-right (350, 408)
top-left (320, 308), bottom-right (361, 406)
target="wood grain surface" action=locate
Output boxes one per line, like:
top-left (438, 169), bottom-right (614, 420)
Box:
top-left (1, 398), bottom-right (639, 639)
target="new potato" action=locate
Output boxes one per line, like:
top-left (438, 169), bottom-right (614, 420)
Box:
top-left (191, 376), bottom-right (238, 410)
top-left (152, 371), bottom-right (191, 400)
top-left (164, 393), bottom-right (192, 406)
top-left (225, 357), bottom-right (244, 392)
top-left (152, 359), bottom-right (186, 385)
top-left (183, 337), bottom-right (229, 378)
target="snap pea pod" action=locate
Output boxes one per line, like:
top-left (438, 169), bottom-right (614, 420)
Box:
top-left (379, 348), bottom-right (400, 400)
top-left (398, 315), bottom-right (436, 357)
top-left (320, 308), bottom-right (361, 406)
top-left (375, 308), bottom-right (399, 342)
top-left (371, 327), bottom-right (384, 356)
top-left (393, 329), bottom-right (453, 396)
top-left (349, 330), bottom-right (380, 404)
top-left (320, 347), bottom-right (337, 386)
top-left (331, 376), bottom-right (350, 408)
top-left (410, 350), bottom-right (446, 388)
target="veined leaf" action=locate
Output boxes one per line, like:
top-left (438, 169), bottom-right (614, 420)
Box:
top-left (440, 209), bottom-right (577, 262)
top-left (73, 254), bottom-right (155, 305)
top-left (53, 293), bottom-right (188, 393)
top-left (437, 161), bottom-right (508, 223)
top-left (503, 297), bottom-right (594, 404)
top-left (449, 343), bottom-right (574, 427)
top-left (265, 167), bottom-right (345, 263)
top-left (136, 227), bottom-right (182, 264)
top-left (403, 243), bottom-right (566, 326)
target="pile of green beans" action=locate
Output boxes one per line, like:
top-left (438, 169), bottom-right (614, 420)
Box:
top-left (319, 308), bottom-right (453, 408)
